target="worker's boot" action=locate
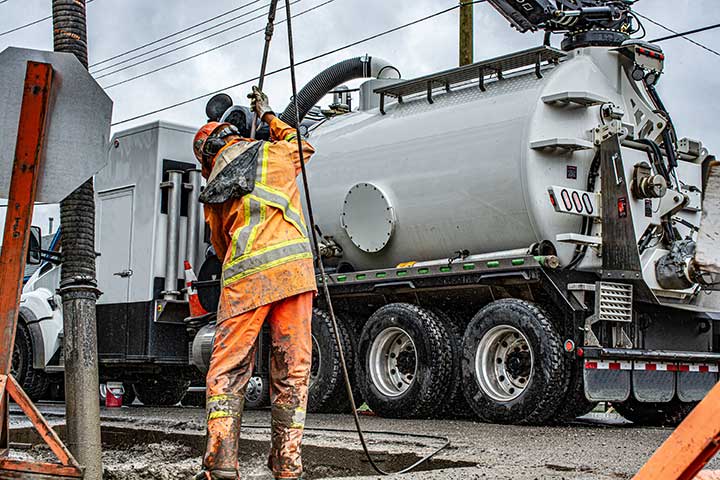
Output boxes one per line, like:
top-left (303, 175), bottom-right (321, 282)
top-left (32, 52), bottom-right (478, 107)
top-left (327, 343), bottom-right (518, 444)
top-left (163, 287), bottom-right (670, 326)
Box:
top-left (202, 394), bottom-right (244, 480)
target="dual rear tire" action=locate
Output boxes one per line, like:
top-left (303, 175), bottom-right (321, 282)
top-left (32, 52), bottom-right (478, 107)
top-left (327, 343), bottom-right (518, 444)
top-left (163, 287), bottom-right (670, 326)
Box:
top-left (356, 299), bottom-right (571, 424)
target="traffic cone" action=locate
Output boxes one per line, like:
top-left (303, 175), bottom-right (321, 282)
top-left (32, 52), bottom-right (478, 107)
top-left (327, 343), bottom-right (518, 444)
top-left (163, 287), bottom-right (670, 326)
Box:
top-left (184, 260), bottom-right (208, 317)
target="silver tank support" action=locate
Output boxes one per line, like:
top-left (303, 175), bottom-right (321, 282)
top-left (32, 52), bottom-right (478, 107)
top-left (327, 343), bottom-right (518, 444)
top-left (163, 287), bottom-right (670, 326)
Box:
top-left (185, 169), bottom-right (203, 273)
top-left (162, 170), bottom-right (183, 299)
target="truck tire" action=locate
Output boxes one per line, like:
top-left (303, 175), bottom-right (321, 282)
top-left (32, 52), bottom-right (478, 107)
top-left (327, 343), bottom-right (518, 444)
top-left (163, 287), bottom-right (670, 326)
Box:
top-left (553, 361), bottom-right (597, 422)
top-left (320, 314), bottom-right (363, 414)
top-left (358, 303), bottom-right (454, 419)
top-left (431, 310), bottom-right (473, 419)
top-left (12, 322), bottom-right (49, 401)
top-left (307, 309), bottom-right (347, 413)
top-left (462, 299), bottom-right (569, 425)
top-left (134, 377), bottom-right (190, 406)
top-left (245, 376), bottom-right (270, 409)
top-left (613, 398), bottom-right (697, 426)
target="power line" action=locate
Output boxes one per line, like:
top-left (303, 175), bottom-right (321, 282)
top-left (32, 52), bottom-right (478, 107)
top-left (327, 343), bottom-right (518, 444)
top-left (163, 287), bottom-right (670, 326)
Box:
top-left (101, 0), bottom-right (323, 90)
top-left (636, 12), bottom-right (720, 58)
top-left (90, 0), bottom-right (265, 70)
top-left (0, 0), bottom-right (95, 37)
top-left (94, 1), bottom-right (288, 79)
top-left (112, 1), bottom-right (484, 126)
top-left (650, 22), bottom-right (720, 47)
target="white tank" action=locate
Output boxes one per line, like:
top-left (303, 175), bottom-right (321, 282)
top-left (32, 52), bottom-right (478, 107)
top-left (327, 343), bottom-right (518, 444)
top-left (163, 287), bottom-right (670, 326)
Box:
top-left (306, 47), bottom-right (660, 270)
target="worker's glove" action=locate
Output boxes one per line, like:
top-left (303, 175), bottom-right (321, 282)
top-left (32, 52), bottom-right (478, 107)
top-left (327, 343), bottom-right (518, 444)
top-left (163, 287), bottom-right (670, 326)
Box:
top-left (248, 86), bottom-right (274, 119)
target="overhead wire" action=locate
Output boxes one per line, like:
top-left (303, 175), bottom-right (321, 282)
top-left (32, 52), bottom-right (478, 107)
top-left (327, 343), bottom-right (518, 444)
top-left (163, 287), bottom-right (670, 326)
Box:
top-left (635, 12), bottom-right (720, 58)
top-left (90, 0), bottom-right (263, 69)
top-left (0, 0), bottom-right (95, 37)
top-left (100, 0), bottom-right (320, 89)
top-left (94, 1), bottom-right (293, 80)
top-left (91, 0), bottom-right (275, 75)
top-left (111, 1), bottom-right (484, 126)
top-left (650, 22), bottom-right (720, 46)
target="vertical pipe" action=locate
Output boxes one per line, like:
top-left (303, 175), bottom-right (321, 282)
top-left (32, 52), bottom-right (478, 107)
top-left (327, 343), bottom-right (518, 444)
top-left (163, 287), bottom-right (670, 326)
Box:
top-left (185, 169), bottom-right (202, 273)
top-left (164, 170), bottom-right (183, 299)
top-left (52, 1), bottom-right (103, 479)
top-left (459, 0), bottom-right (474, 66)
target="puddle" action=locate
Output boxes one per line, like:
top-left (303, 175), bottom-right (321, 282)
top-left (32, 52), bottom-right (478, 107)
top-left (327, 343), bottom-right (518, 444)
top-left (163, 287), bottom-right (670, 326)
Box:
top-left (10, 425), bottom-right (475, 479)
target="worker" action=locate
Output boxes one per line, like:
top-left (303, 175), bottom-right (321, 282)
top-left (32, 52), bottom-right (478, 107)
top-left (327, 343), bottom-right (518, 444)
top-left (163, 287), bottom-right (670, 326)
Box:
top-left (193, 87), bottom-right (317, 480)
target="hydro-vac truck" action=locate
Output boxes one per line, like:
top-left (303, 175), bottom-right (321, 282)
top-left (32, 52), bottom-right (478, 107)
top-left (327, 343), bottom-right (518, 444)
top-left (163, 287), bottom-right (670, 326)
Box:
top-left (19, 0), bottom-right (720, 424)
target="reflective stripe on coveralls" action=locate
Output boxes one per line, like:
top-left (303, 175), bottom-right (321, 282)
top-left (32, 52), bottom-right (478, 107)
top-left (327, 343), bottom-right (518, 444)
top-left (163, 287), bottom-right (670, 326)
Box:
top-left (221, 142), bottom-right (312, 287)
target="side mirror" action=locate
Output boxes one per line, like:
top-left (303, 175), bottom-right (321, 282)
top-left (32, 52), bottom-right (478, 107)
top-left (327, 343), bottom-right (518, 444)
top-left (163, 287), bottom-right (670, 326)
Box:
top-left (27, 226), bottom-right (42, 266)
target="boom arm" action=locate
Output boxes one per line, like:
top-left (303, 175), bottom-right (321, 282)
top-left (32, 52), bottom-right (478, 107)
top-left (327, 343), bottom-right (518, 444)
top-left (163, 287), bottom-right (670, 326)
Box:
top-left (487, 0), bottom-right (638, 48)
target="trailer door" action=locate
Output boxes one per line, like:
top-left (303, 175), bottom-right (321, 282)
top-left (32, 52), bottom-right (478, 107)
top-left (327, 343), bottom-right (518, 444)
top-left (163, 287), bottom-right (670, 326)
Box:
top-left (97, 186), bottom-right (135, 304)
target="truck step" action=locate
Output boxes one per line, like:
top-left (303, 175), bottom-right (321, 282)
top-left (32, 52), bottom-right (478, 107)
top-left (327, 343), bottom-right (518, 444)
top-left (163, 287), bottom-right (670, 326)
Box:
top-left (542, 91), bottom-right (609, 107)
top-left (556, 233), bottom-right (602, 246)
top-left (530, 137), bottom-right (594, 152)
top-left (548, 186), bottom-right (601, 218)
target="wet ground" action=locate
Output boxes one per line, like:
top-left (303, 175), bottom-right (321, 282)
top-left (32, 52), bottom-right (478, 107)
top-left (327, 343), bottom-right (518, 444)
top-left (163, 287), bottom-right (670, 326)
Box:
top-left (9, 403), bottom-right (720, 479)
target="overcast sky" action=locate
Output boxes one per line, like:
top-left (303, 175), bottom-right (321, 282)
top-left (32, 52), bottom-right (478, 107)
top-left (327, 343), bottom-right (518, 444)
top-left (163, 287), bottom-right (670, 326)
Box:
top-left (1, 0), bottom-right (719, 231)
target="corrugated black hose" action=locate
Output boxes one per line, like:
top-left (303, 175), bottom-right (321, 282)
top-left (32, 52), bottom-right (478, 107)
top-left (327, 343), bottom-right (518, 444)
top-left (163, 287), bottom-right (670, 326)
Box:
top-left (281, 0), bottom-right (450, 475)
top-left (278, 56), bottom-right (374, 127)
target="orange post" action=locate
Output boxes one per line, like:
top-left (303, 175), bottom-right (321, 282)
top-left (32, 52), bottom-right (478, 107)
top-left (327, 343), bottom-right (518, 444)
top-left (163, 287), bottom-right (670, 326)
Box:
top-left (633, 381), bottom-right (720, 480)
top-left (0, 61), bottom-right (83, 478)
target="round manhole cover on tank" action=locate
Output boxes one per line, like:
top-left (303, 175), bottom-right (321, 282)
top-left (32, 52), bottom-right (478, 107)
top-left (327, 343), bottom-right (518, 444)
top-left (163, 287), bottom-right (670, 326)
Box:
top-left (341, 183), bottom-right (395, 253)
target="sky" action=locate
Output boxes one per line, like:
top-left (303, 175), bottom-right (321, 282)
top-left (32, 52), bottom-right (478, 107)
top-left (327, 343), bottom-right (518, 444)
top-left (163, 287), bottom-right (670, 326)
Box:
top-left (1, 0), bottom-right (719, 231)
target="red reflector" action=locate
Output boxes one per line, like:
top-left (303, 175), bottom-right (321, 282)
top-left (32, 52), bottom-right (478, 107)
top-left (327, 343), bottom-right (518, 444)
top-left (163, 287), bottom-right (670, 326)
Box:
top-left (618, 197), bottom-right (628, 218)
top-left (549, 192), bottom-right (556, 207)
top-left (609, 362), bottom-right (621, 370)
top-left (564, 340), bottom-right (575, 352)
top-left (678, 364), bottom-right (690, 372)
top-left (585, 361), bottom-right (597, 369)
top-left (646, 363), bottom-right (657, 371)
top-left (667, 364), bottom-right (678, 372)
top-left (700, 365), bottom-right (709, 373)
top-left (658, 53), bottom-right (665, 60)
top-left (576, 347), bottom-right (584, 357)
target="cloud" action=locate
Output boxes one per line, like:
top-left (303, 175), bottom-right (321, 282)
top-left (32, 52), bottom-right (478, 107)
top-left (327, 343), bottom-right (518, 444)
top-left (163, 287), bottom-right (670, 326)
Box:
top-left (1, 0), bottom-right (718, 149)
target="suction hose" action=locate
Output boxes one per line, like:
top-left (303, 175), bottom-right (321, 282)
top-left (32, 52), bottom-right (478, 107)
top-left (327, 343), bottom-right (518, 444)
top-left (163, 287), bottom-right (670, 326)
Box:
top-left (278, 55), bottom-right (400, 126)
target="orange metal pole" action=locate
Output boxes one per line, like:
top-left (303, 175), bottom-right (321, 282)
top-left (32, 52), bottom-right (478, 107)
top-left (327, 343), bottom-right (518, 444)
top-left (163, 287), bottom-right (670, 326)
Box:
top-left (633, 381), bottom-right (720, 480)
top-left (0, 61), bottom-right (53, 373)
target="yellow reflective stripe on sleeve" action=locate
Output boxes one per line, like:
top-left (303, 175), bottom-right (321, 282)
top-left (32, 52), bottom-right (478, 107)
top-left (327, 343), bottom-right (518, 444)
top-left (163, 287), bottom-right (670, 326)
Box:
top-left (261, 141), bottom-right (270, 183)
top-left (284, 133), bottom-right (297, 142)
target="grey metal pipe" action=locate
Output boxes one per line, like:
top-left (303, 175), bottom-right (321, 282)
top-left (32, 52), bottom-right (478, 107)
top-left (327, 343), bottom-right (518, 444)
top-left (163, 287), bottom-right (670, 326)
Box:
top-left (185, 169), bottom-right (202, 274)
top-left (163, 170), bottom-right (183, 299)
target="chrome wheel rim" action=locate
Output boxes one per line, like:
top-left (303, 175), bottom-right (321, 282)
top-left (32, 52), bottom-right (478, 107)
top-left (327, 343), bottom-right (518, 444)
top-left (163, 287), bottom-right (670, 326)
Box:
top-left (475, 325), bottom-right (533, 402)
top-left (245, 376), bottom-right (264, 403)
top-left (368, 327), bottom-right (417, 397)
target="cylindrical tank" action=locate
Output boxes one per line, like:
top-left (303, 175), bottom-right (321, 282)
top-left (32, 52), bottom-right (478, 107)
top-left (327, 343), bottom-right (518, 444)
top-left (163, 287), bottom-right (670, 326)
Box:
top-left (305, 47), bottom-right (640, 270)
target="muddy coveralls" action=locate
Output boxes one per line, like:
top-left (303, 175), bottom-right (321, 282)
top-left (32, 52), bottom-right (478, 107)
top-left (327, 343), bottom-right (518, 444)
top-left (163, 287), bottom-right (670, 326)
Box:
top-left (201, 116), bottom-right (316, 479)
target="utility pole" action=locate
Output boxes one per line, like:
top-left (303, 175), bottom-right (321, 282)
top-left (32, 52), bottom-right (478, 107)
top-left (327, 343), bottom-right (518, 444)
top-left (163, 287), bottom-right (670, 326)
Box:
top-left (459, 0), bottom-right (474, 66)
top-left (51, 1), bottom-right (103, 479)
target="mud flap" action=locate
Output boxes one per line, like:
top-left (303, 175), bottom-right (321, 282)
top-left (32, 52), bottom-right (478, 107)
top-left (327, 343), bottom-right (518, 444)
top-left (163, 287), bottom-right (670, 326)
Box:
top-left (632, 362), bottom-right (675, 402)
top-left (677, 364), bottom-right (719, 402)
top-left (584, 360), bottom-right (631, 402)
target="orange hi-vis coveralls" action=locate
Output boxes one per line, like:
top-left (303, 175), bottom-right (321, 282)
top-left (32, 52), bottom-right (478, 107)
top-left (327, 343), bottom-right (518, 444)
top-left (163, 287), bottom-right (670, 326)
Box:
top-left (202, 116), bottom-right (317, 479)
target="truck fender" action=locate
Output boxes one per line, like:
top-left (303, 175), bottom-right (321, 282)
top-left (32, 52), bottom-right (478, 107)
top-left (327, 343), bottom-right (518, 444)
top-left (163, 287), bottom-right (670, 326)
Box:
top-left (18, 288), bottom-right (63, 370)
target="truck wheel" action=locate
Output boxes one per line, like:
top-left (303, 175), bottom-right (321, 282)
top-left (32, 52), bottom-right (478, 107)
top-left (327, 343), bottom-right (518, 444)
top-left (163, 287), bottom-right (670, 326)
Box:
top-left (553, 361), bottom-right (596, 422)
top-left (307, 309), bottom-right (347, 413)
top-left (320, 314), bottom-right (363, 414)
top-left (462, 299), bottom-right (568, 425)
top-left (245, 376), bottom-right (270, 409)
top-left (358, 303), bottom-right (453, 419)
top-left (134, 377), bottom-right (190, 406)
top-left (432, 310), bottom-right (473, 419)
top-left (613, 398), bottom-right (697, 426)
top-left (12, 322), bottom-right (49, 401)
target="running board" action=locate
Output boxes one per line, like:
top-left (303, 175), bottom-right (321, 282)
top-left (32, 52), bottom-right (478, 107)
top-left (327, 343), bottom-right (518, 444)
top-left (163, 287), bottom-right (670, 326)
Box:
top-left (556, 233), bottom-right (602, 246)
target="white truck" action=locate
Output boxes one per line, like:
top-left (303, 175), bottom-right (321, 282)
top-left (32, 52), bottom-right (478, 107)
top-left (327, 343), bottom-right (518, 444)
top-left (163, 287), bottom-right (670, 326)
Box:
top-left (18, 0), bottom-right (720, 425)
